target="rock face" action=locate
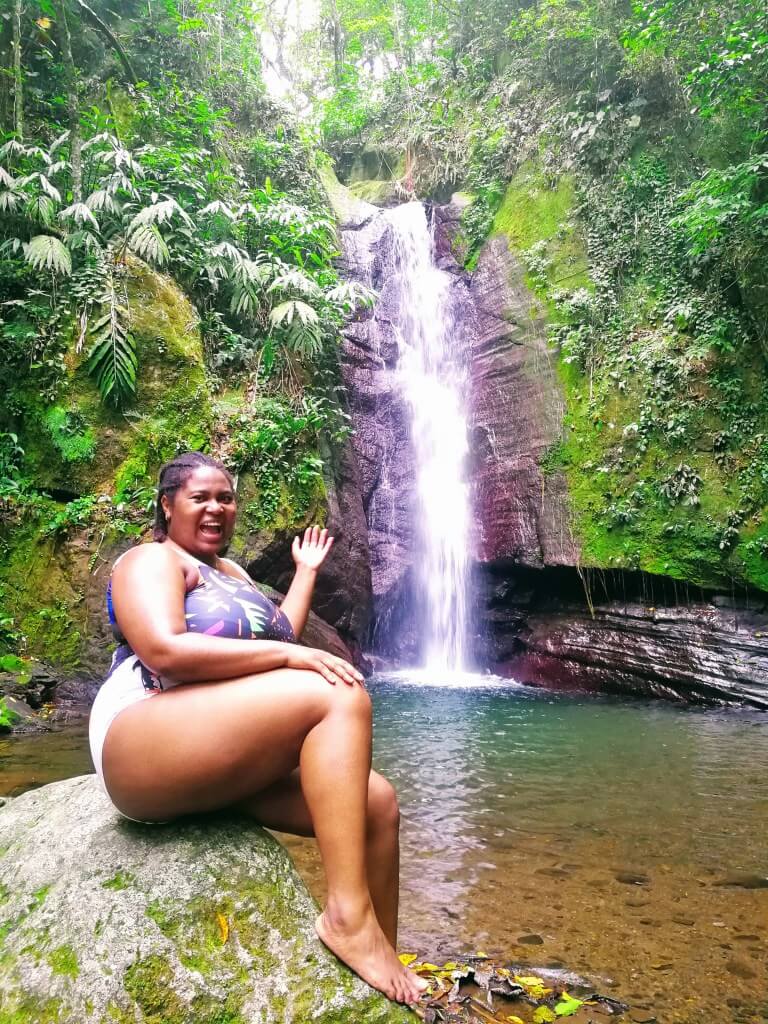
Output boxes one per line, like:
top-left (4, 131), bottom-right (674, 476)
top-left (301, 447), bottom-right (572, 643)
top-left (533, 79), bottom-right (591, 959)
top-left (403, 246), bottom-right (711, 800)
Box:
top-left (333, 197), bottom-right (417, 652)
top-left (0, 776), bottom-right (411, 1024)
top-left (238, 435), bottom-right (374, 649)
top-left (476, 565), bottom-right (768, 706)
top-left (467, 235), bottom-right (577, 569)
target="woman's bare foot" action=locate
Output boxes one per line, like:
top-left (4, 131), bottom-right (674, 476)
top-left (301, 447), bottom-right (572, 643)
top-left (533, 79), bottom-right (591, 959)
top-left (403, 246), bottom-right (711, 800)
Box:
top-left (316, 903), bottom-right (428, 1004)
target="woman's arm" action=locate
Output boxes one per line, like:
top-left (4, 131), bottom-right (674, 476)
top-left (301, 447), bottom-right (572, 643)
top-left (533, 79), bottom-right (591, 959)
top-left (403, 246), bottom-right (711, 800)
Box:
top-left (279, 526), bottom-right (334, 637)
top-left (110, 543), bottom-right (361, 686)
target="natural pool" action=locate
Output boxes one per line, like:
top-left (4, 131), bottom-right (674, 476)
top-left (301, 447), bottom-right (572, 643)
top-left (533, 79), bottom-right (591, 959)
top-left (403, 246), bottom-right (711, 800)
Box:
top-left (2, 675), bottom-right (767, 1024)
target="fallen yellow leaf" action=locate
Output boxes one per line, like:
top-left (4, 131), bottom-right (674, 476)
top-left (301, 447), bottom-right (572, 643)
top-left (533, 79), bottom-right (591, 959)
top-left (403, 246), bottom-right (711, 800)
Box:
top-left (398, 953), bottom-right (418, 967)
top-left (533, 1008), bottom-right (557, 1024)
top-left (216, 912), bottom-right (229, 944)
top-left (507, 1017), bottom-right (525, 1024)
top-left (416, 962), bottom-right (440, 972)
top-left (515, 975), bottom-right (553, 999)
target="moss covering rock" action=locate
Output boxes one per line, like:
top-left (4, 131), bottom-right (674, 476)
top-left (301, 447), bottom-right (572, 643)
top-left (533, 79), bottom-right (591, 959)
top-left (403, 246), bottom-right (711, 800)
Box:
top-left (0, 776), bottom-right (412, 1024)
top-left (13, 256), bottom-right (213, 500)
top-left (489, 158), bottom-right (768, 595)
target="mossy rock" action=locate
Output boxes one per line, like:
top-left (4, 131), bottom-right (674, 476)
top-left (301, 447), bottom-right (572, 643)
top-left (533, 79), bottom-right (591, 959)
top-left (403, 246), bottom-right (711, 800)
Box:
top-left (15, 256), bottom-right (214, 498)
top-left (348, 180), bottom-right (400, 206)
top-left (492, 160), bottom-right (768, 593)
top-left (0, 776), bottom-right (412, 1024)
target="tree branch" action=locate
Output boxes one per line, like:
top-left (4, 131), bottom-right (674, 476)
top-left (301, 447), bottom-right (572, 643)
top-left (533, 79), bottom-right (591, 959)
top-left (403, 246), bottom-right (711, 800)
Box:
top-left (71, 0), bottom-right (140, 86)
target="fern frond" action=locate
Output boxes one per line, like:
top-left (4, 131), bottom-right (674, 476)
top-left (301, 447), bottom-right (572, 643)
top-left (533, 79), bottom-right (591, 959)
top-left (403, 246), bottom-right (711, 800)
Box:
top-left (25, 195), bottom-right (57, 226)
top-left (0, 167), bottom-right (15, 189)
top-left (0, 139), bottom-right (27, 160)
top-left (85, 189), bottom-right (120, 214)
top-left (49, 131), bottom-right (70, 154)
top-left (85, 277), bottom-right (137, 407)
top-left (326, 281), bottom-right (378, 312)
top-left (0, 190), bottom-right (20, 212)
top-left (211, 240), bottom-right (245, 263)
top-left (66, 229), bottom-right (102, 252)
top-left (39, 175), bottom-right (61, 201)
top-left (0, 237), bottom-right (23, 256)
top-left (103, 172), bottom-right (137, 197)
top-left (199, 200), bottom-right (237, 221)
top-left (233, 257), bottom-right (271, 286)
top-left (82, 132), bottom-right (120, 152)
top-left (230, 280), bottom-right (261, 319)
top-left (270, 299), bottom-right (320, 329)
top-left (25, 146), bottom-right (52, 166)
top-left (270, 300), bottom-right (323, 357)
top-left (267, 267), bottom-right (322, 299)
top-left (47, 160), bottom-right (70, 177)
top-left (23, 235), bottom-right (72, 276)
top-left (100, 147), bottom-right (145, 178)
top-left (127, 198), bottom-right (191, 232)
top-left (127, 223), bottom-right (170, 265)
top-left (60, 202), bottom-right (100, 230)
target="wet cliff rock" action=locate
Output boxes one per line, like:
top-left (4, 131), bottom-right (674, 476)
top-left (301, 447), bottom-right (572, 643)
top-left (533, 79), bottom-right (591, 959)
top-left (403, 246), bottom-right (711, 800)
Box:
top-left (331, 195), bottom-right (417, 647)
top-left (0, 776), bottom-right (411, 1024)
top-left (467, 235), bottom-right (577, 568)
top-left (475, 566), bottom-right (768, 707)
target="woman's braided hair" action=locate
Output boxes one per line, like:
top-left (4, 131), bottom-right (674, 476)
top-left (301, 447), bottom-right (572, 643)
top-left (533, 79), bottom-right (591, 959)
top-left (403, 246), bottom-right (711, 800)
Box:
top-left (153, 451), bottom-right (234, 542)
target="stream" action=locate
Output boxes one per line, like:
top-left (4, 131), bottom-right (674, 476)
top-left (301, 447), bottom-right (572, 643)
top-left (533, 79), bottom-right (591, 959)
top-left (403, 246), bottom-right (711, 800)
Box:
top-left (3, 675), bottom-right (766, 1024)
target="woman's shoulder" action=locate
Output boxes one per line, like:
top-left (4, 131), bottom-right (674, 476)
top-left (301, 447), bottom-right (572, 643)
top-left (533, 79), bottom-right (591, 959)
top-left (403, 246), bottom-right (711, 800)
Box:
top-left (112, 541), bottom-right (186, 576)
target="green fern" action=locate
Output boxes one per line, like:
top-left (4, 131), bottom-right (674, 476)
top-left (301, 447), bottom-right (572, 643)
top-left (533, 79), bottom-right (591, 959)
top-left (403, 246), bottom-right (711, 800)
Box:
top-left (23, 235), bottom-right (71, 275)
top-left (269, 299), bottom-right (323, 356)
top-left (127, 223), bottom-right (170, 264)
top-left (85, 275), bottom-right (137, 407)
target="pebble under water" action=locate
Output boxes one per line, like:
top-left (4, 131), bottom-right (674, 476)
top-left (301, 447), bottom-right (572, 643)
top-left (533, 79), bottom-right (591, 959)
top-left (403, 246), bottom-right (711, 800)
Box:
top-left (2, 676), bottom-right (767, 1023)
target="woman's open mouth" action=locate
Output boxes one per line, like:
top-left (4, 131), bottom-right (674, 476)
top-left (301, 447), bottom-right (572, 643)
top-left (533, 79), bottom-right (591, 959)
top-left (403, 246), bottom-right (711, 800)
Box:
top-left (199, 522), bottom-right (223, 538)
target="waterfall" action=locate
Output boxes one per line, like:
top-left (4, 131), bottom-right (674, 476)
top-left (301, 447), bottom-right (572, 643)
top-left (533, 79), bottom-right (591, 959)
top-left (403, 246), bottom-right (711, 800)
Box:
top-left (383, 202), bottom-right (471, 673)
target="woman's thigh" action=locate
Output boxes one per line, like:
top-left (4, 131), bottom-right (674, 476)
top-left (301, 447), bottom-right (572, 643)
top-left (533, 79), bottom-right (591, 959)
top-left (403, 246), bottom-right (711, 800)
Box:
top-left (101, 667), bottom-right (369, 821)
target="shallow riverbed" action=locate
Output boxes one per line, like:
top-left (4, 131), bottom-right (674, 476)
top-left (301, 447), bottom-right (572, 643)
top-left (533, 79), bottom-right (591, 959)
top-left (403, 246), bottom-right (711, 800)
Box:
top-left (2, 675), bottom-right (767, 1023)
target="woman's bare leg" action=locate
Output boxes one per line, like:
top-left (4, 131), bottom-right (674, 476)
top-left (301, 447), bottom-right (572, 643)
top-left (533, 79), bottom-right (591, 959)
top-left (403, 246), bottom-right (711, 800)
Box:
top-left (100, 669), bottom-right (423, 1003)
top-left (241, 769), bottom-right (401, 947)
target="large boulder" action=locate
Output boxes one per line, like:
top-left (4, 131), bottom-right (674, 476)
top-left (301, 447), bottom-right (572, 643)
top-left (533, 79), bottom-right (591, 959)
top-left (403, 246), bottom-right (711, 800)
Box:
top-left (0, 776), bottom-right (411, 1024)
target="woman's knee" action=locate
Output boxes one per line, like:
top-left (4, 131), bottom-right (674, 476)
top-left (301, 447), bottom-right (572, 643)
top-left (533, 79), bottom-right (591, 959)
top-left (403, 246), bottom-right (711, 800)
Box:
top-left (276, 668), bottom-right (371, 724)
top-left (367, 772), bottom-right (400, 834)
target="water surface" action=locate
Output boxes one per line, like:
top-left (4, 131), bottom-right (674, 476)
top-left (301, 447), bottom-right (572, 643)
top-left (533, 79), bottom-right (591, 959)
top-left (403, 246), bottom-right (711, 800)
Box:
top-left (2, 677), bottom-right (766, 1023)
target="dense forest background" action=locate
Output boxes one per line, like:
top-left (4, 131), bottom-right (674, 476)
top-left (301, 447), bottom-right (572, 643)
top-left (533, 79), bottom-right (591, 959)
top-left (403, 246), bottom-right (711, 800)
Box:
top-left (0, 0), bottom-right (766, 674)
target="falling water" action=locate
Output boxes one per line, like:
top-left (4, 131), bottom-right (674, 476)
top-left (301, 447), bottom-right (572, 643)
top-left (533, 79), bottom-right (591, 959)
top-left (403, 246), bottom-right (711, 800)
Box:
top-left (383, 202), bottom-right (470, 673)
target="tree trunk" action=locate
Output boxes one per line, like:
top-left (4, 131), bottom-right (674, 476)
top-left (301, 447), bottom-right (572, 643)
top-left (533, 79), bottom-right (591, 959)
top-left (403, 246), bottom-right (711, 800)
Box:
top-left (55, 0), bottom-right (81, 202)
top-left (12, 0), bottom-right (22, 139)
top-left (328, 0), bottom-right (344, 86)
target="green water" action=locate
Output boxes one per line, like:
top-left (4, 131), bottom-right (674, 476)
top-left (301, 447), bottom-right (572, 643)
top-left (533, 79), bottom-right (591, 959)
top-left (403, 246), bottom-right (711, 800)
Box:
top-left (2, 676), bottom-right (767, 1023)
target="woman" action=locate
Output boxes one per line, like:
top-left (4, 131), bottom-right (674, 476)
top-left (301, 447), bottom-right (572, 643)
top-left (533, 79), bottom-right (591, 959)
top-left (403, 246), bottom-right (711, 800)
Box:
top-left (89, 451), bottom-right (426, 1005)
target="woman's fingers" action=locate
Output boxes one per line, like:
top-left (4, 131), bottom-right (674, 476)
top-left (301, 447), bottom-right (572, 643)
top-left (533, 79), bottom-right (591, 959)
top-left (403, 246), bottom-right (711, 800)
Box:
top-left (314, 652), bottom-right (364, 687)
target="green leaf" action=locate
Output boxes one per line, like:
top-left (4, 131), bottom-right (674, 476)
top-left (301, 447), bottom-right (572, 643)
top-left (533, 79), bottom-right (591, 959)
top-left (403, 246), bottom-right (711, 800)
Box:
top-left (554, 993), bottom-right (584, 1017)
top-left (0, 654), bottom-right (25, 672)
top-left (24, 235), bottom-right (72, 275)
top-left (85, 275), bottom-right (137, 407)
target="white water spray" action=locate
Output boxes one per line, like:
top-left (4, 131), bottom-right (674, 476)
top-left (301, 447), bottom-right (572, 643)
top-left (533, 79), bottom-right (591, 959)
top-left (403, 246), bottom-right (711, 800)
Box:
top-left (383, 202), bottom-right (471, 673)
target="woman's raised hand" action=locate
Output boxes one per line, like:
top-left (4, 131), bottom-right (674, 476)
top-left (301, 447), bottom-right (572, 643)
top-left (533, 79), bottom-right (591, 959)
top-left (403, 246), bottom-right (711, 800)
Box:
top-left (292, 525), bottom-right (334, 572)
top-left (285, 645), bottom-right (365, 687)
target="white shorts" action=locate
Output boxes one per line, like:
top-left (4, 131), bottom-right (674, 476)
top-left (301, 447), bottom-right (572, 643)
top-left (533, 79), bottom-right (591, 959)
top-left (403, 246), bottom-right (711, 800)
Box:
top-left (89, 653), bottom-right (176, 786)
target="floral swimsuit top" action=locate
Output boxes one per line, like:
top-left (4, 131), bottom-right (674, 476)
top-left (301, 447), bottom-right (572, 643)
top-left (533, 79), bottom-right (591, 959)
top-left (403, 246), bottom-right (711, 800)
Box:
top-left (106, 556), bottom-right (295, 691)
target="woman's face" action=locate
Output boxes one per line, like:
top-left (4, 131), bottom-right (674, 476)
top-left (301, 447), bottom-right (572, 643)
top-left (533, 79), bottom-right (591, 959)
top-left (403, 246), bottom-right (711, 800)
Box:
top-left (162, 466), bottom-right (236, 563)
